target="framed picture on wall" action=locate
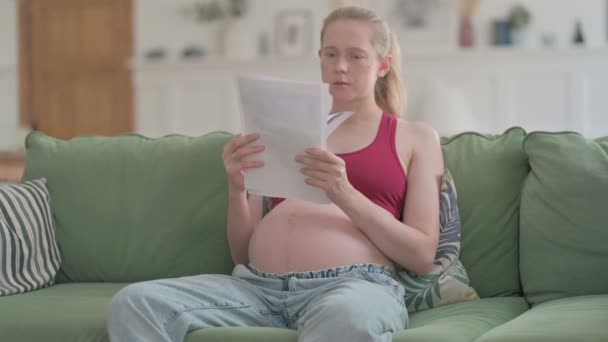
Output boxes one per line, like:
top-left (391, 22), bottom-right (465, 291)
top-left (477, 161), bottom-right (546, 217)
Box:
top-left (275, 10), bottom-right (313, 57)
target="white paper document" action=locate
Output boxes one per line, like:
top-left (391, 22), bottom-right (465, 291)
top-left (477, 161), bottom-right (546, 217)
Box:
top-left (236, 74), bottom-right (333, 203)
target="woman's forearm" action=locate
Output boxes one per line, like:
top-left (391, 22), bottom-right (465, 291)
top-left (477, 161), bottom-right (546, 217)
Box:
top-left (226, 189), bottom-right (257, 265)
top-left (337, 189), bottom-right (437, 275)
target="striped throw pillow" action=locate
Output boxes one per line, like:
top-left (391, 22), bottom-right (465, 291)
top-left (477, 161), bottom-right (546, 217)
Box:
top-left (0, 178), bottom-right (61, 296)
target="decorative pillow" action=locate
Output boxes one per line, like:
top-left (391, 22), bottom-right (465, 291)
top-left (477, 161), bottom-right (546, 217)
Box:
top-left (0, 178), bottom-right (61, 296)
top-left (397, 169), bottom-right (479, 313)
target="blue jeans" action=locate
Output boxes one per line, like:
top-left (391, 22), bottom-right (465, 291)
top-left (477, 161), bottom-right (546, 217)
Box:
top-left (107, 263), bottom-right (408, 342)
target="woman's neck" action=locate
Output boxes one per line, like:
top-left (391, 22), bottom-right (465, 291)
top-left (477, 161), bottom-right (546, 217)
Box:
top-left (330, 98), bottom-right (383, 121)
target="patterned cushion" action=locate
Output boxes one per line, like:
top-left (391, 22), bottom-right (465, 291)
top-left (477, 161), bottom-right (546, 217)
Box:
top-left (0, 178), bottom-right (61, 296)
top-left (397, 169), bottom-right (479, 313)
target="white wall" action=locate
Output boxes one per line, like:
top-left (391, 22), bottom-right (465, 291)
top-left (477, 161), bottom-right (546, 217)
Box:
top-left (1, 0), bottom-right (607, 150)
top-left (0, 0), bottom-right (25, 151)
top-left (0, 0), bottom-right (16, 67)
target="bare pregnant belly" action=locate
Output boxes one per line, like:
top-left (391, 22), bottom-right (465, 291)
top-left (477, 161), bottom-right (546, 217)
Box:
top-left (248, 199), bottom-right (395, 273)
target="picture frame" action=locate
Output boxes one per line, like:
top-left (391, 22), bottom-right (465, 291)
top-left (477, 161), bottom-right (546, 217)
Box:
top-left (275, 10), bottom-right (313, 57)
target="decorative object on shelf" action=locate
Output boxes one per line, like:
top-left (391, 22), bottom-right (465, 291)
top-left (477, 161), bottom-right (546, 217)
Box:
top-left (144, 48), bottom-right (168, 62)
top-left (275, 10), bottom-right (313, 57)
top-left (380, 0), bottom-right (459, 51)
top-left (181, 45), bottom-right (207, 60)
top-left (572, 19), bottom-right (585, 46)
top-left (221, 19), bottom-right (258, 61)
top-left (492, 20), bottom-right (512, 46)
top-left (181, 0), bottom-right (247, 23)
top-left (509, 4), bottom-right (532, 47)
top-left (541, 33), bottom-right (558, 48)
top-left (459, 0), bottom-right (480, 48)
top-left (258, 32), bottom-right (270, 58)
top-left (180, 0), bottom-right (251, 59)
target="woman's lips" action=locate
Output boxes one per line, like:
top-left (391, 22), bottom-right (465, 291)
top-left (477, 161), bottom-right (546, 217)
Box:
top-left (334, 81), bottom-right (350, 86)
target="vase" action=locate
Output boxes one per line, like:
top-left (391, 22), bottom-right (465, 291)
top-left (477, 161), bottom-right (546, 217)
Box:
top-left (217, 19), bottom-right (257, 61)
top-left (511, 27), bottom-right (529, 47)
top-left (459, 17), bottom-right (474, 48)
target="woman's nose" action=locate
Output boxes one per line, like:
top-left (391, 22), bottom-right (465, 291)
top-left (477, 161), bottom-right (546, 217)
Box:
top-left (335, 57), bottom-right (348, 72)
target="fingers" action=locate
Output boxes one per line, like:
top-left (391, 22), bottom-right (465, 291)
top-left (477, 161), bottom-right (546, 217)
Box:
top-left (300, 167), bottom-right (330, 180)
top-left (304, 178), bottom-right (325, 189)
top-left (295, 154), bottom-right (343, 175)
top-left (303, 147), bottom-right (342, 163)
top-left (223, 133), bottom-right (262, 157)
top-left (240, 160), bottom-right (265, 170)
top-left (233, 145), bottom-right (265, 161)
top-left (223, 133), bottom-right (265, 177)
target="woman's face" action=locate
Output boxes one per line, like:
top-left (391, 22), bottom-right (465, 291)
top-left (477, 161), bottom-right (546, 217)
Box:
top-left (320, 19), bottom-right (389, 105)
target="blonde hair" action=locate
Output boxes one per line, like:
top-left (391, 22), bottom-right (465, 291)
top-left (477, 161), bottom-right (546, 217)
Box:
top-left (320, 6), bottom-right (404, 116)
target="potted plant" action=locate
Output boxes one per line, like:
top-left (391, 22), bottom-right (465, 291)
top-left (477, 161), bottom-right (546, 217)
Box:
top-left (509, 4), bottom-right (532, 47)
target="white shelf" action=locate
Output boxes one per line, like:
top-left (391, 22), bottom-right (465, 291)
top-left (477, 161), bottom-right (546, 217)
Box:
top-left (130, 46), bottom-right (608, 71)
top-left (402, 46), bottom-right (608, 60)
top-left (128, 56), bottom-right (320, 72)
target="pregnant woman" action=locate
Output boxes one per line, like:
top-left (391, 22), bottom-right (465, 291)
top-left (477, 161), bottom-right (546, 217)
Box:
top-left (107, 5), bottom-right (443, 342)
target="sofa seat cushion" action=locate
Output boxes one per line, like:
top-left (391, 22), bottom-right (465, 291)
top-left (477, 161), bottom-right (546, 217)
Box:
top-left (184, 297), bottom-right (529, 342)
top-left (0, 282), bottom-right (127, 342)
top-left (476, 294), bottom-right (608, 342)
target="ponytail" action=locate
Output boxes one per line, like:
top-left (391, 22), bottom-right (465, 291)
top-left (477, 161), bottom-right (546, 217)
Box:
top-left (375, 33), bottom-right (404, 116)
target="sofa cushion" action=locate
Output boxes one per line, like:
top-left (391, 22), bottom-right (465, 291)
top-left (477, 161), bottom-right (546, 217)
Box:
top-left (23, 131), bottom-right (234, 282)
top-left (184, 297), bottom-right (529, 342)
top-left (441, 127), bottom-right (528, 298)
top-left (520, 132), bottom-right (608, 306)
top-left (476, 295), bottom-right (608, 342)
top-left (398, 169), bottom-right (479, 313)
top-left (0, 282), bottom-right (127, 342)
top-left (0, 285), bottom-right (527, 342)
top-left (0, 178), bottom-right (62, 296)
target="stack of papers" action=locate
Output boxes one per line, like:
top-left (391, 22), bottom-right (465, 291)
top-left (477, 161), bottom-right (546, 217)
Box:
top-left (236, 74), bottom-right (332, 204)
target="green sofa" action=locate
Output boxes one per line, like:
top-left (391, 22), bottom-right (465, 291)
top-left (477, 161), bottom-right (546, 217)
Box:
top-left (1, 127), bottom-right (606, 342)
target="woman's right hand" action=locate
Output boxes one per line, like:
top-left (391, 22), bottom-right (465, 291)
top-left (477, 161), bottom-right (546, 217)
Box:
top-left (222, 133), bottom-right (265, 193)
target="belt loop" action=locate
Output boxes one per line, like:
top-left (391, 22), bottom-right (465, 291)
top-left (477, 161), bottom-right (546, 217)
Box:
top-left (288, 276), bottom-right (297, 292)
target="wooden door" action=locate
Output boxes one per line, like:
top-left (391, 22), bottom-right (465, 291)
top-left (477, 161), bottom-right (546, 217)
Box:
top-left (20, 0), bottom-right (133, 139)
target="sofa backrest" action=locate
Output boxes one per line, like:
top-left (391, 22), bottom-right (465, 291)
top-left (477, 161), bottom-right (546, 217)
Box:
top-left (441, 127), bottom-right (529, 298)
top-left (519, 132), bottom-right (608, 306)
top-left (23, 131), bottom-right (235, 283)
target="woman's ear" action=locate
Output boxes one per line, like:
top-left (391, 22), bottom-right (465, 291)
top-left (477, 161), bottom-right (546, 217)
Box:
top-left (378, 55), bottom-right (393, 78)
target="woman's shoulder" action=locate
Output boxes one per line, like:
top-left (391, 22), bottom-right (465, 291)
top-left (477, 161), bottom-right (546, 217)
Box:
top-left (394, 118), bottom-right (444, 173)
top-left (395, 118), bottom-right (440, 145)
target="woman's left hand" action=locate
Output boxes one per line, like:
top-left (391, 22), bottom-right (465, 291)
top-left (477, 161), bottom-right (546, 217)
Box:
top-left (295, 147), bottom-right (354, 203)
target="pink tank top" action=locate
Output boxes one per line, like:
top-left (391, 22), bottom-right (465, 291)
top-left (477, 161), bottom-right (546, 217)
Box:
top-left (273, 112), bottom-right (408, 220)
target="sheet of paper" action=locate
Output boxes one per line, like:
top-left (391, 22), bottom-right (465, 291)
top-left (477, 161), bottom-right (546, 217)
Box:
top-left (236, 74), bottom-right (332, 203)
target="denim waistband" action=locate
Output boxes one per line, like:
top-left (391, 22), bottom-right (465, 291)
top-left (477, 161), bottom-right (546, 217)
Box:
top-left (247, 263), bottom-right (396, 280)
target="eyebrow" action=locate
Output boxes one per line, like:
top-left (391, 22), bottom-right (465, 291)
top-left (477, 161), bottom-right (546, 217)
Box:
top-left (321, 46), bottom-right (368, 54)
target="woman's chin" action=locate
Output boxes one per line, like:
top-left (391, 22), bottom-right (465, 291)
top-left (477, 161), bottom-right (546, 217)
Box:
top-left (329, 90), bottom-right (354, 101)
